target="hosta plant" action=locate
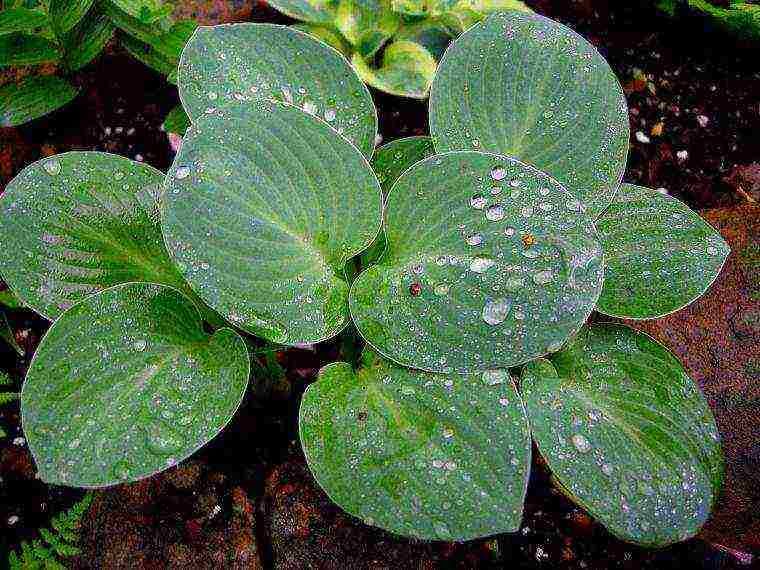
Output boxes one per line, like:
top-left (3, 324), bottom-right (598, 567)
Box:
top-left (0, 12), bottom-right (730, 546)
top-left (0, 0), bottom-right (196, 126)
top-left (266, 0), bottom-right (532, 98)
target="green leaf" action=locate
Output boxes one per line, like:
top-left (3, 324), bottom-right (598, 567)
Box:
top-left (595, 184), bottom-right (730, 319)
top-left (268, 0), bottom-right (338, 25)
top-left (102, 0), bottom-right (170, 45)
top-left (299, 351), bottom-right (531, 540)
top-left (395, 20), bottom-right (455, 60)
top-left (352, 40), bottom-right (436, 99)
top-left (0, 289), bottom-right (23, 309)
top-left (0, 76), bottom-right (78, 127)
top-left (109, 0), bottom-right (163, 21)
top-left (0, 312), bottom-right (23, 355)
top-left (0, 152), bottom-right (196, 320)
top-left (162, 100), bottom-right (383, 345)
top-left (291, 22), bottom-right (351, 56)
top-left (163, 104), bottom-right (189, 135)
top-left (119, 32), bottom-right (174, 76)
top-left (429, 11), bottom-right (630, 217)
top-left (521, 324), bottom-right (723, 546)
top-left (335, 0), bottom-right (400, 46)
top-left (361, 136), bottom-right (435, 267)
top-left (0, 7), bottom-right (48, 34)
top-left (350, 151), bottom-right (604, 373)
top-left (50, 0), bottom-right (95, 33)
top-left (0, 33), bottom-right (59, 65)
top-left (62, 10), bottom-right (114, 71)
top-left (22, 282), bottom-right (249, 487)
top-left (177, 23), bottom-right (377, 158)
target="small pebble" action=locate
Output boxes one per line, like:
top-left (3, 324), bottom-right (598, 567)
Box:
top-left (635, 131), bottom-right (650, 144)
top-left (677, 150), bottom-right (689, 161)
top-left (7, 515), bottom-right (20, 526)
top-left (697, 114), bottom-right (709, 127)
top-left (13, 437), bottom-right (25, 446)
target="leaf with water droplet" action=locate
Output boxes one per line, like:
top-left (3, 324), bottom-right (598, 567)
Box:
top-left (299, 350), bottom-right (530, 540)
top-left (350, 151), bottom-right (604, 373)
top-left (0, 152), bottom-right (198, 320)
top-left (352, 40), bottom-right (437, 99)
top-left (429, 11), bottom-right (629, 217)
top-left (163, 100), bottom-right (382, 345)
top-left (521, 324), bottom-right (723, 546)
top-left (267, 0), bottom-right (337, 25)
top-left (595, 184), bottom-right (730, 319)
top-left (178, 23), bottom-right (377, 157)
top-left (22, 282), bottom-right (249, 487)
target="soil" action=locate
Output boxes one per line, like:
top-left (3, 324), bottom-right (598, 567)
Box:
top-left (0, 0), bottom-right (758, 567)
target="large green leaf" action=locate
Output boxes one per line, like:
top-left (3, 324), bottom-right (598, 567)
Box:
top-left (299, 351), bottom-right (530, 540)
top-left (0, 33), bottom-right (59, 65)
top-left (521, 324), bottom-right (723, 546)
top-left (162, 100), bottom-right (382, 345)
top-left (595, 184), bottom-right (730, 319)
top-left (429, 11), bottom-right (630, 217)
top-left (50, 0), bottom-right (95, 33)
top-left (177, 23), bottom-right (377, 157)
top-left (0, 7), bottom-right (48, 34)
top-left (0, 76), bottom-right (78, 127)
top-left (268, 0), bottom-right (338, 24)
top-left (62, 9), bottom-right (115, 71)
top-left (0, 152), bottom-right (194, 320)
top-left (351, 151), bottom-right (604, 373)
top-left (352, 40), bottom-right (437, 99)
top-left (22, 282), bottom-right (249, 487)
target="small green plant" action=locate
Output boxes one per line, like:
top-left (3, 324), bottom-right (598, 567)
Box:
top-left (8, 492), bottom-right (93, 569)
top-left (657, 0), bottom-right (760, 42)
top-left (266, 0), bottom-right (531, 98)
top-left (0, 12), bottom-right (730, 546)
top-left (0, 0), bottom-right (197, 127)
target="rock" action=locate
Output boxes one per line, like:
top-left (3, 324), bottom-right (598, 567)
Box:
top-left (78, 461), bottom-right (262, 568)
top-left (627, 204), bottom-right (760, 553)
top-left (264, 444), bottom-right (500, 569)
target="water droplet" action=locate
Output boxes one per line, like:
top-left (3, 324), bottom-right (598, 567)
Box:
top-left (281, 86), bottom-right (293, 103)
top-left (324, 108), bottom-right (337, 122)
top-left (571, 433), bottom-right (591, 453)
top-left (465, 233), bottom-right (483, 246)
top-left (706, 246), bottom-right (719, 255)
top-left (442, 427), bottom-right (454, 439)
top-left (470, 257), bottom-right (495, 273)
top-left (434, 283), bottom-right (449, 296)
top-left (43, 158), bottom-right (61, 176)
top-left (303, 101), bottom-right (317, 115)
top-left (505, 227), bottom-right (516, 237)
top-left (133, 339), bottom-right (147, 351)
top-left (601, 463), bottom-right (613, 476)
top-left (482, 369), bottom-right (509, 385)
top-left (532, 270), bottom-right (554, 285)
top-left (490, 167), bottom-right (507, 181)
top-left (207, 91), bottom-right (218, 101)
top-left (485, 204), bottom-right (505, 221)
top-left (175, 166), bottom-right (191, 179)
top-left (470, 195), bottom-right (487, 209)
top-left (482, 297), bottom-right (511, 325)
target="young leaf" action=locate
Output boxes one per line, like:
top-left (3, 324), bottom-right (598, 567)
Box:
top-left (521, 324), bottom-right (723, 546)
top-left (101, 0), bottom-right (170, 46)
top-left (361, 136), bottom-right (435, 265)
top-left (163, 104), bottom-right (189, 136)
top-left (429, 11), bottom-right (630, 217)
top-left (267, 0), bottom-right (338, 25)
top-left (291, 22), bottom-right (351, 57)
top-left (108, 0), bottom-right (163, 20)
top-left (352, 40), bottom-right (437, 99)
top-left (62, 10), bottom-right (115, 71)
top-left (0, 7), bottom-right (49, 34)
top-left (350, 151), bottom-right (604, 373)
top-left (22, 282), bottom-right (249, 487)
top-left (49, 0), bottom-right (95, 33)
top-left (299, 351), bottom-right (531, 540)
top-left (0, 152), bottom-right (194, 320)
top-left (335, 0), bottom-right (400, 46)
top-left (177, 23), bottom-right (377, 157)
top-left (596, 184), bottom-right (730, 319)
top-left (395, 20), bottom-right (455, 60)
top-left (0, 76), bottom-right (78, 127)
top-left (162, 100), bottom-right (383, 345)
top-left (0, 33), bottom-right (60, 65)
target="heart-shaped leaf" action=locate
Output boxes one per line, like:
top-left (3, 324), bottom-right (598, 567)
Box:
top-left (162, 100), bottom-right (383, 345)
top-left (268, 0), bottom-right (338, 25)
top-left (178, 23), bottom-right (377, 157)
top-left (429, 11), bottom-right (629, 217)
top-left (0, 152), bottom-right (192, 320)
top-left (299, 351), bottom-right (531, 540)
top-left (352, 40), bottom-right (437, 99)
top-left (521, 324), bottom-right (723, 546)
top-left (351, 151), bottom-right (604, 373)
top-left (595, 184), bottom-right (730, 319)
top-left (22, 282), bottom-right (249, 488)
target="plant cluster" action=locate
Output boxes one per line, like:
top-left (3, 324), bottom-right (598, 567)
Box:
top-left (0, 11), bottom-right (730, 546)
top-left (8, 492), bottom-right (93, 569)
top-left (267, 0), bottom-right (531, 98)
top-left (657, 0), bottom-right (760, 42)
top-left (0, 0), bottom-right (197, 127)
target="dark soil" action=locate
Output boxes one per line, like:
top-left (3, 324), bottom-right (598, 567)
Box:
top-left (1, 0), bottom-right (758, 567)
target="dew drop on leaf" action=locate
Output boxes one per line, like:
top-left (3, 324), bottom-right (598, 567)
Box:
top-left (42, 158), bottom-right (61, 176)
top-left (482, 297), bottom-right (511, 325)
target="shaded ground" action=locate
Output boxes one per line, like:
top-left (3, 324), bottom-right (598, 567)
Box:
top-left (1, 0), bottom-right (758, 567)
